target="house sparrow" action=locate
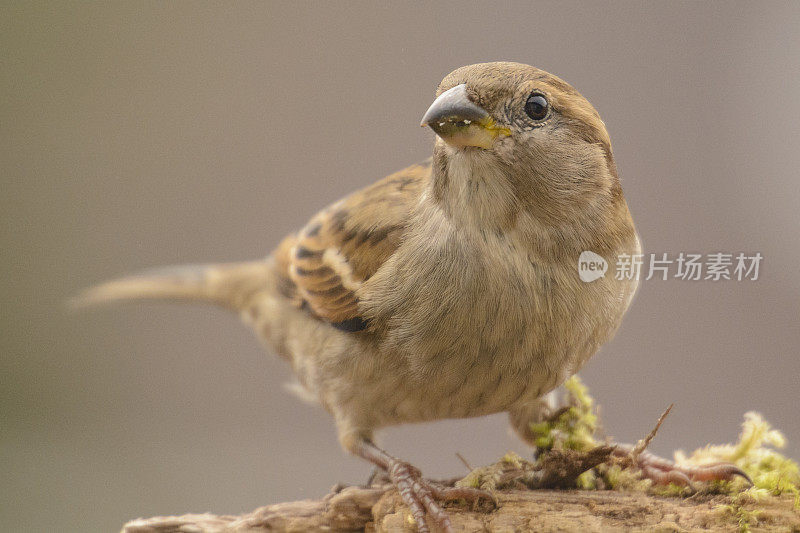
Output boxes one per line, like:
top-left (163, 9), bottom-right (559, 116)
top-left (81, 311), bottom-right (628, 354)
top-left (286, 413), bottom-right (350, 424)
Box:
top-left (77, 62), bottom-right (744, 532)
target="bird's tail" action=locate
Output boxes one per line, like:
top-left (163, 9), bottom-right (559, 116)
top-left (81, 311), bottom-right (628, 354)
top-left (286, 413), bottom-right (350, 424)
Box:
top-left (71, 261), bottom-right (272, 312)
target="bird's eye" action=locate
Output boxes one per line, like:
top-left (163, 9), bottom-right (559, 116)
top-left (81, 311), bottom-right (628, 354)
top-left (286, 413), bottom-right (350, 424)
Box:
top-left (524, 94), bottom-right (549, 121)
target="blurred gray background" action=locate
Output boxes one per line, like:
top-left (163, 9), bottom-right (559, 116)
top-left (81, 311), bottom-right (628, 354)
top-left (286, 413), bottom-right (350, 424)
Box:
top-left (3, 2), bottom-right (799, 531)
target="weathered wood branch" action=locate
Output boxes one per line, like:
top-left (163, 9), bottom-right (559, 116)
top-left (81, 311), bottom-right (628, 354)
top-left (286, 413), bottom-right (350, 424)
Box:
top-left (121, 483), bottom-right (800, 532)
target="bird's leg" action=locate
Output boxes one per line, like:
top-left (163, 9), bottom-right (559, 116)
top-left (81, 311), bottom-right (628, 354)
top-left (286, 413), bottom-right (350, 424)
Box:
top-left (612, 444), bottom-right (752, 489)
top-left (364, 465), bottom-right (389, 487)
top-left (352, 438), bottom-right (493, 533)
top-left (508, 392), bottom-right (562, 448)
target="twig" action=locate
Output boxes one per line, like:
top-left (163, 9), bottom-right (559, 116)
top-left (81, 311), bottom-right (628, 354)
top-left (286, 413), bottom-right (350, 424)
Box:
top-left (456, 452), bottom-right (474, 472)
top-left (630, 403), bottom-right (674, 462)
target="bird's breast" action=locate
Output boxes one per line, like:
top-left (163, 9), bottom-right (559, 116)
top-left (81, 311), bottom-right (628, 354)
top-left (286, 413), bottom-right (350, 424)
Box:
top-left (361, 215), bottom-right (637, 422)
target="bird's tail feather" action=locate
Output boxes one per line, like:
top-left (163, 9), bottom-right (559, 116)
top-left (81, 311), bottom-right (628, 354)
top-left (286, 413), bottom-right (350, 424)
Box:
top-left (71, 261), bottom-right (272, 311)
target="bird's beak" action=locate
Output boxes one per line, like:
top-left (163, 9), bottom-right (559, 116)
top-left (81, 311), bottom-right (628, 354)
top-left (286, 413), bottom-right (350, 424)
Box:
top-left (420, 84), bottom-right (510, 149)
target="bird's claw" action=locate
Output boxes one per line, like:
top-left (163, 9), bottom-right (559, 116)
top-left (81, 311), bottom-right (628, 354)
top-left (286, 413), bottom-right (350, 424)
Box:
top-left (677, 462), bottom-right (752, 485)
top-left (430, 484), bottom-right (497, 512)
top-left (388, 460), bottom-right (448, 533)
top-left (633, 449), bottom-right (753, 489)
top-left (387, 460), bottom-right (494, 532)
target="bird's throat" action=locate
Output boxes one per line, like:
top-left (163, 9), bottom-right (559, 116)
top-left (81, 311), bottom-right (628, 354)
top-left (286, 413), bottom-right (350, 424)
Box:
top-left (431, 147), bottom-right (519, 231)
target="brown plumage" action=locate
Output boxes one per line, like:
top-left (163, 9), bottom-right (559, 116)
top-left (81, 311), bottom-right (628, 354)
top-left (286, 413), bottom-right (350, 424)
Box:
top-left (78, 62), bottom-right (645, 532)
top-left (274, 162), bottom-right (429, 329)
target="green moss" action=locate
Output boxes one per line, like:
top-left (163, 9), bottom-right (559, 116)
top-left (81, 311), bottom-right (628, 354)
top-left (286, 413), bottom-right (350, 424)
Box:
top-left (715, 490), bottom-right (772, 533)
top-left (524, 376), bottom-right (799, 503)
top-left (529, 376), bottom-right (598, 454)
top-left (457, 464), bottom-right (500, 491)
top-left (575, 469), bottom-right (597, 490)
top-left (459, 376), bottom-right (799, 532)
top-left (600, 464), bottom-right (652, 492)
top-left (455, 451), bottom-right (538, 492)
top-left (500, 451), bottom-right (525, 468)
top-left (650, 482), bottom-right (692, 498)
top-left (675, 412), bottom-right (800, 500)
top-left (716, 502), bottom-right (762, 533)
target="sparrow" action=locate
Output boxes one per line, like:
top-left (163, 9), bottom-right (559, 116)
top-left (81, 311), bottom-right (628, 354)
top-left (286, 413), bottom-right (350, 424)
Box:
top-left (79, 61), bottom-right (648, 531)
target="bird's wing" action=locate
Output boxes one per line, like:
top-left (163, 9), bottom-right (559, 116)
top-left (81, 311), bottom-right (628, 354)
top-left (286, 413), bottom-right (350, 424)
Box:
top-left (273, 160), bottom-right (430, 331)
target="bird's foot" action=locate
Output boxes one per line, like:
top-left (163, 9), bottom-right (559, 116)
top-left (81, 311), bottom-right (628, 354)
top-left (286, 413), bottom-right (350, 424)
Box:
top-left (353, 439), bottom-right (493, 532)
top-left (613, 445), bottom-right (752, 490)
top-left (386, 459), bottom-right (493, 533)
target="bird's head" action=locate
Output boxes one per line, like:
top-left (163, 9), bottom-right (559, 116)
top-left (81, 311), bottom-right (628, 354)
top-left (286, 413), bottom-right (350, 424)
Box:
top-left (421, 62), bottom-right (623, 231)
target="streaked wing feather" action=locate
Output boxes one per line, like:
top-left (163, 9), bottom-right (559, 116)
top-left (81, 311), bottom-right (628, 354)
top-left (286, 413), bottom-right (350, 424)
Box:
top-left (275, 160), bottom-right (430, 329)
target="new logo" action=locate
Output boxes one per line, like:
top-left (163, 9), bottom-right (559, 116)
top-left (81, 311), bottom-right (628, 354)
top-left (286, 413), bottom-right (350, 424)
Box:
top-left (578, 251), bottom-right (608, 282)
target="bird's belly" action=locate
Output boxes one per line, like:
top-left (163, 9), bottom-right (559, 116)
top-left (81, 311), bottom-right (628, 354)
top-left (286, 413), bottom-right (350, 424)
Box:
top-left (370, 256), bottom-right (633, 425)
top-left (386, 347), bottom-right (555, 423)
